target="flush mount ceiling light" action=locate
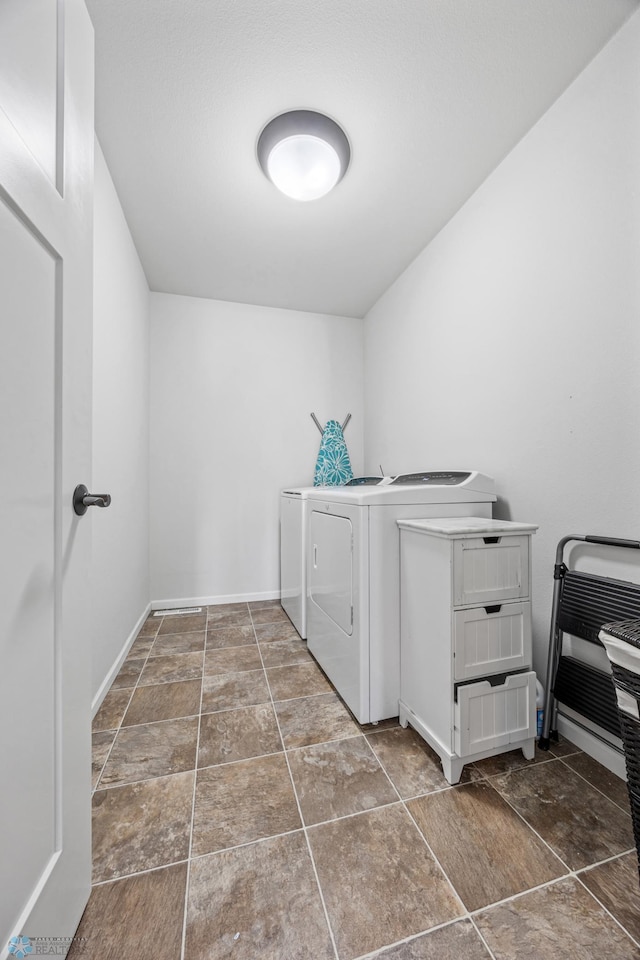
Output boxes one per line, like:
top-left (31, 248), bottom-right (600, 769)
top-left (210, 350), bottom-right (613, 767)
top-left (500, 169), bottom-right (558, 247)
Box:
top-left (257, 110), bottom-right (351, 201)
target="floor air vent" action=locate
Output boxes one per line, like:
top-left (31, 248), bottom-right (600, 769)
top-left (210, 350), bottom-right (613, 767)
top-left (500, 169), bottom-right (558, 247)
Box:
top-left (153, 607), bottom-right (203, 617)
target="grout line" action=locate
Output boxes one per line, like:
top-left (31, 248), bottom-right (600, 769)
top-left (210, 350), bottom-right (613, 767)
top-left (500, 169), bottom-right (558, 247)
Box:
top-left (267, 689), bottom-right (337, 704)
top-left (91, 858), bottom-right (190, 888)
top-left (179, 612), bottom-right (210, 960)
top-left (269, 796), bottom-right (404, 833)
top-left (359, 735), bottom-right (403, 803)
top-left (91, 764), bottom-right (198, 794)
top-left (194, 748), bottom-right (286, 774)
top-left (464, 854), bottom-right (634, 937)
top-left (472, 754), bottom-right (560, 780)
top-left (575, 847), bottom-right (637, 873)
top-left (91, 727), bottom-right (120, 794)
top-left (575, 863), bottom-right (640, 950)
top-left (144, 645), bottom-right (205, 659)
top-left (91, 621), bottom-right (162, 794)
top-left (145, 632), bottom-right (206, 648)
top-left (548, 746), bottom-right (583, 760)
top-left (467, 916), bottom-right (499, 960)
top-left (395, 782), bottom-right (468, 802)
top-left (136, 654), bottom-right (204, 686)
top-left (467, 873), bottom-right (573, 917)
top-left (480, 766), bottom-right (576, 875)
top-left (108, 712), bottom-right (201, 732)
top-left (558, 755), bottom-right (632, 818)
top-left (248, 604), bottom-right (341, 960)
top-left (349, 916), bottom-right (486, 960)
top-left (203, 640), bottom-right (260, 656)
top-left (286, 731), bottom-right (366, 755)
top-left (92, 768), bottom-right (195, 796)
top-left (202, 666), bottom-right (266, 684)
top-left (260, 656), bottom-right (315, 669)
top-left (188, 826), bottom-right (308, 864)
top-left (397, 790), bottom-right (470, 922)
top-left (464, 844), bottom-right (636, 923)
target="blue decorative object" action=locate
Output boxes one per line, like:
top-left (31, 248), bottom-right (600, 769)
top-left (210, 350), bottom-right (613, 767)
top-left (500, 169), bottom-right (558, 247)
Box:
top-left (313, 419), bottom-right (353, 486)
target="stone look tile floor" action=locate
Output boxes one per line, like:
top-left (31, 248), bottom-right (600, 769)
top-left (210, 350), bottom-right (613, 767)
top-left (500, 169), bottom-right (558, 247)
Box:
top-left (73, 601), bottom-right (640, 960)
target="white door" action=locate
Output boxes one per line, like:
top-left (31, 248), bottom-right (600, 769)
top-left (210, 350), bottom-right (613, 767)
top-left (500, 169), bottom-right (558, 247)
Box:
top-left (0, 0), bottom-right (94, 950)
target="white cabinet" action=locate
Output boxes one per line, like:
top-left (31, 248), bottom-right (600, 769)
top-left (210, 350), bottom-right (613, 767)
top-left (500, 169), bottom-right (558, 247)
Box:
top-left (398, 517), bottom-right (538, 784)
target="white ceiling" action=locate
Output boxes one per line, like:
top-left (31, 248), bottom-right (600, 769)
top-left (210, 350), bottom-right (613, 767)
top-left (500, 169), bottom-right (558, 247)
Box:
top-left (86, 0), bottom-right (638, 318)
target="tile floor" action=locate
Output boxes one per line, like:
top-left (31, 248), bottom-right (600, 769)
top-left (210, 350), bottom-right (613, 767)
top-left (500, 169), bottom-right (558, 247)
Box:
top-left (72, 601), bottom-right (640, 960)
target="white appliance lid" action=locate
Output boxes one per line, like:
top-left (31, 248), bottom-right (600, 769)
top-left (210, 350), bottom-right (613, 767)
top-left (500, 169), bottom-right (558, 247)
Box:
top-left (282, 475), bottom-right (394, 497)
top-left (281, 486), bottom-right (323, 497)
top-left (305, 470), bottom-right (496, 505)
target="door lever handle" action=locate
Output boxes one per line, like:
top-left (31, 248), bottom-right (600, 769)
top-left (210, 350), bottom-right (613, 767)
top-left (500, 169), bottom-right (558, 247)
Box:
top-left (73, 484), bottom-right (112, 516)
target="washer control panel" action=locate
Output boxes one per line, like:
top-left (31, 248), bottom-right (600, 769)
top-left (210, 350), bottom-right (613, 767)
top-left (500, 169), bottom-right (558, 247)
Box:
top-left (390, 471), bottom-right (471, 486)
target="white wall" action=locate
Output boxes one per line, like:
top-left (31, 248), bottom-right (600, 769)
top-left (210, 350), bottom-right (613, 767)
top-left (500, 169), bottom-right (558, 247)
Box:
top-left (364, 13), bottom-right (640, 681)
top-left (149, 293), bottom-right (363, 605)
top-left (92, 139), bottom-right (150, 704)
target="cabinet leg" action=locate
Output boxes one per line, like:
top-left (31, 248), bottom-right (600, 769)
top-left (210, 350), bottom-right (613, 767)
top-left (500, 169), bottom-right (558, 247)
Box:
top-left (521, 738), bottom-right (536, 761)
top-left (441, 755), bottom-right (464, 785)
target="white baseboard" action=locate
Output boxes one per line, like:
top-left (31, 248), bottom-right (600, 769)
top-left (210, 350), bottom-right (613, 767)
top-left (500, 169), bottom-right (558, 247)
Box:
top-left (151, 590), bottom-right (280, 611)
top-left (91, 602), bottom-right (152, 718)
top-left (557, 714), bottom-right (627, 780)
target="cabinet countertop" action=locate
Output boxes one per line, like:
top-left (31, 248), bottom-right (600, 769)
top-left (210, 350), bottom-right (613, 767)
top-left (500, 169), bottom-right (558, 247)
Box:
top-left (397, 516), bottom-right (538, 537)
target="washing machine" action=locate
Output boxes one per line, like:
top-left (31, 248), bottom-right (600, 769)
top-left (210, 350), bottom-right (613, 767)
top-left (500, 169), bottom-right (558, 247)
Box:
top-left (280, 477), bottom-right (391, 637)
top-left (306, 471), bottom-right (496, 723)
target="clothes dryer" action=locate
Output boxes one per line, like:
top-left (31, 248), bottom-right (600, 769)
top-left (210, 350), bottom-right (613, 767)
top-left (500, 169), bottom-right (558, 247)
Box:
top-left (280, 477), bottom-right (392, 637)
top-left (305, 471), bottom-right (496, 723)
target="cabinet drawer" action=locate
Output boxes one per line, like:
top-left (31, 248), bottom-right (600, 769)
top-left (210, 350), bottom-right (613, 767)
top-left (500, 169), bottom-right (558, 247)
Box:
top-left (453, 602), bottom-right (531, 680)
top-left (454, 671), bottom-right (536, 757)
top-left (453, 535), bottom-right (529, 606)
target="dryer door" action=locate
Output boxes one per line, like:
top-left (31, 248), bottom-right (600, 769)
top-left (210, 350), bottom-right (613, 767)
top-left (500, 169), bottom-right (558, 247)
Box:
top-left (309, 510), bottom-right (353, 635)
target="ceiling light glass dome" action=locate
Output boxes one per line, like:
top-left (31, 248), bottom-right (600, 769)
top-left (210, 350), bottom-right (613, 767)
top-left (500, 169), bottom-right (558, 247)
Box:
top-left (257, 110), bottom-right (351, 201)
